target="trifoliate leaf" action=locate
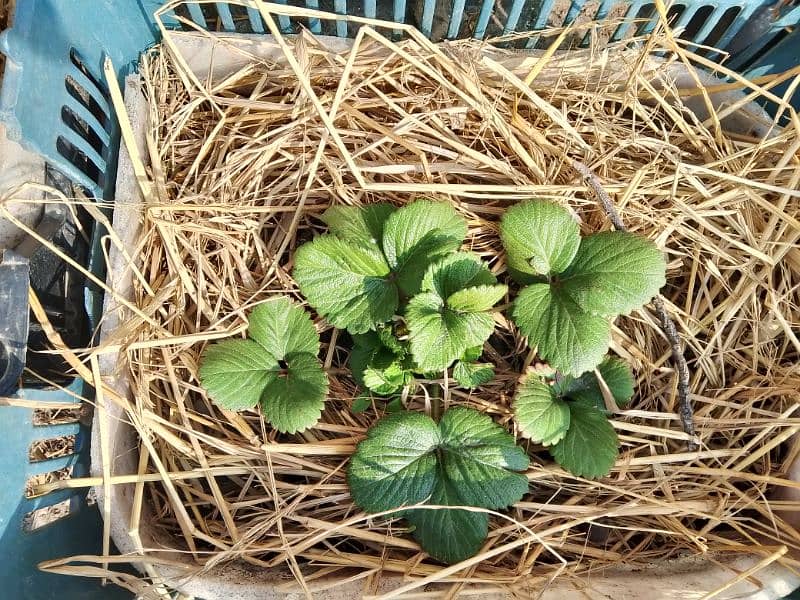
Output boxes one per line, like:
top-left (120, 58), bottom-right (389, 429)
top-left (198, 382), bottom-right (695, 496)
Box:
top-left (550, 400), bottom-right (618, 478)
top-left (461, 345), bottom-right (483, 362)
top-left (404, 474), bottom-right (489, 564)
top-left (198, 299), bottom-right (328, 433)
top-left (512, 283), bottom-right (611, 376)
top-left (248, 297), bottom-right (319, 361)
top-left (560, 231), bottom-right (666, 317)
top-left (421, 252), bottom-right (496, 299)
top-left (321, 203), bottom-right (396, 247)
top-left (348, 411), bottom-right (440, 513)
top-left (453, 361), bottom-right (495, 389)
top-left (557, 356), bottom-right (635, 411)
top-left (199, 339), bottom-right (279, 411)
top-left (447, 284), bottom-right (507, 313)
top-left (352, 394), bottom-right (372, 413)
top-left (347, 407), bottom-right (529, 564)
top-left (293, 235), bottom-right (398, 333)
top-left (500, 200), bottom-right (580, 282)
top-left (406, 292), bottom-right (496, 372)
top-left (513, 376), bottom-right (570, 446)
top-left (260, 353), bottom-right (328, 434)
top-left (382, 201), bottom-right (467, 295)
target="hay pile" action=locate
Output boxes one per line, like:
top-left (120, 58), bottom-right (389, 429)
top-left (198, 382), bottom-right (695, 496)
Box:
top-left (33, 2), bottom-right (800, 597)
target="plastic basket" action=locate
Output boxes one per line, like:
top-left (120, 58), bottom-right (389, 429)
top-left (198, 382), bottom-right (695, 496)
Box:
top-left (1, 2), bottom-right (799, 599)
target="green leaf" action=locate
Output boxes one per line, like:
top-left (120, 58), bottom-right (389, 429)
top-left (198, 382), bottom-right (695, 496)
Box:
top-left (321, 203), bottom-right (396, 247)
top-left (438, 407), bottom-right (530, 507)
top-left (382, 201), bottom-right (467, 296)
top-left (550, 400), bottom-right (618, 478)
top-left (348, 412), bottom-right (441, 513)
top-left (363, 349), bottom-right (409, 395)
top-left (421, 252), bottom-right (496, 299)
top-left (461, 345), bottom-right (483, 362)
top-left (500, 200), bottom-right (580, 282)
top-left (558, 357), bottom-right (635, 411)
top-left (347, 407), bottom-right (529, 564)
top-left (199, 339), bottom-right (279, 411)
top-left (512, 283), bottom-right (611, 375)
top-left (560, 231), bottom-right (666, 317)
top-left (406, 292), bottom-right (496, 372)
top-left (453, 361), bottom-right (495, 389)
top-left (376, 324), bottom-right (407, 357)
top-left (405, 473), bottom-right (489, 564)
top-left (352, 394), bottom-right (372, 413)
top-left (385, 397), bottom-right (405, 413)
top-left (248, 297), bottom-right (319, 361)
top-left (513, 376), bottom-right (570, 445)
top-left (293, 235), bottom-right (398, 333)
top-left (349, 332), bottom-right (381, 387)
top-left (447, 284), bottom-right (507, 313)
top-left (260, 353), bottom-right (328, 434)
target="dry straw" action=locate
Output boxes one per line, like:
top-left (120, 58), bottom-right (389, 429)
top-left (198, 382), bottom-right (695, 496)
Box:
top-left (18, 0), bottom-right (800, 597)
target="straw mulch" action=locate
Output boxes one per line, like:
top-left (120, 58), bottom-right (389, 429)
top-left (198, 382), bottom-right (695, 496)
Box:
top-left (30, 3), bottom-right (800, 597)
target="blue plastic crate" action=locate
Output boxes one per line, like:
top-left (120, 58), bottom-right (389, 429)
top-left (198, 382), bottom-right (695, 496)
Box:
top-left (0, 2), bottom-right (798, 599)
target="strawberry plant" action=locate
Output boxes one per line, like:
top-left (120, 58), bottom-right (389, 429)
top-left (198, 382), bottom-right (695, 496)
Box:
top-left (513, 357), bottom-right (634, 477)
top-left (502, 199), bottom-right (665, 478)
top-left (348, 407), bottom-right (529, 564)
top-left (293, 200), bottom-right (506, 387)
top-left (198, 297), bottom-right (328, 433)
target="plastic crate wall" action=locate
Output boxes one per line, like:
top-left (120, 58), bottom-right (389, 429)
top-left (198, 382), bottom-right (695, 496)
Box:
top-left (0, 2), bottom-right (798, 600)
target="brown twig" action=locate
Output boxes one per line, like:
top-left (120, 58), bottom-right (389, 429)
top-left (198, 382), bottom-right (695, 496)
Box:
top-left (572, 159), bottom-right (697, 450)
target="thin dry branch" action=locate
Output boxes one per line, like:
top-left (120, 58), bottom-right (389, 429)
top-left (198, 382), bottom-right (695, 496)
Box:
top-left (572, 158), bottom-right (697, 450)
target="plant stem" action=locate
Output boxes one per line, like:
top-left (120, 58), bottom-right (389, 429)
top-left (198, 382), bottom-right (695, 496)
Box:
top-left (572, 159), bottom-right (697, 451)
top-left (431, 383), bottom-right (442, 422)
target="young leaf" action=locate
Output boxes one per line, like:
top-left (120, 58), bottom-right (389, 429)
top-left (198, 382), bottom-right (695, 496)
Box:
top-left (500, 200), bottom-right (580, 282)
top-left (321, 203), bottom-right (396, 247)
top-left (447, 284), bottom-right (507, 313)
top-left (513, 376), bottom-right (570, 445)
top-left (382, 201), bottom-right (467, 295)
top-left (348, 407), bottom-right (529, 564)
top-left (461, 345), bottom-right (483, 362)
top-left (453, 361), bottom-right (495, 389)
top-left (406, 292), bottom-right (496, 372)
top-left (348, 412), bottom-right (441, 513)
top-left (248, 297), bottom-right (319, 360)
top-left (293, 235), bottom-right (398, 333)
top-left (560, 231), bottom-right (666, 317)
top-left (349, 332), bottom-right (382, 387)
top-left (550, 400), bottom-right (619, 478)
top-left (199, 339), bottom-right (279, 411)
top-left (421, 252), bottom-right (496, 300)
top-left (260, 353), bottom-right (328, 434)
top-left (362, 349), bottom-right (409, 395)
top-left (513, 284), bottom-right (611, 376)
top-left (558, 356), bottom-right (635, 411)
top-left (376, 324), bottom-right (407, 357)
